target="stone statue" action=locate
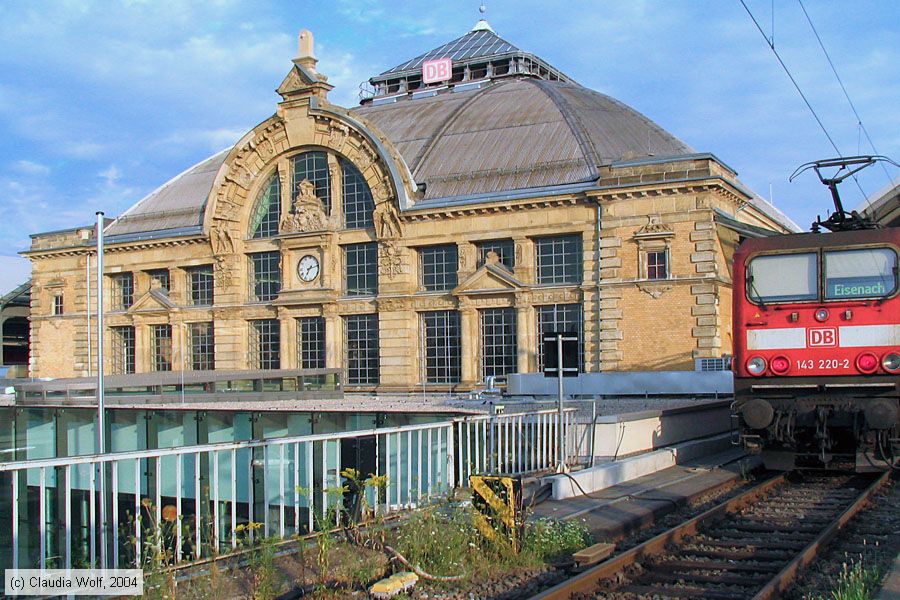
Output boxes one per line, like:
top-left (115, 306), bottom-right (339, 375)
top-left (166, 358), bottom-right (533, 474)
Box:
top-left (281, 179), bottom-right (327, 233)
top-left (210, 222), bottom-right (235, 255)
top-left (373, 202), bottom-right (402, 239)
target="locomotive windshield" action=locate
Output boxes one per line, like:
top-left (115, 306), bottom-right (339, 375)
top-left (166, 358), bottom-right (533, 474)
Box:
top-left (747, 252), bottom-right (817, 303)
top-left (824, 248), bottom-right (897, 300)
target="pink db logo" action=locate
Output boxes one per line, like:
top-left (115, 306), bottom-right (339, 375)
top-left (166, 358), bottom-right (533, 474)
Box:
top-left (808, 327), bottom-right (837, 347)
top-left (422, 58), bottom-right (452, 84)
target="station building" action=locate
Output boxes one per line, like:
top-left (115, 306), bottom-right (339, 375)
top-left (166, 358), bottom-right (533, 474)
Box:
top-left (24, 21), bottom-right (796, 391)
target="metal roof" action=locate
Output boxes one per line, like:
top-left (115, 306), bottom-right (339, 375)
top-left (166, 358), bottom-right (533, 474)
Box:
top-left (353, 77), bottom-right (694, 201)
top-left (379, 28), bottom-right (522, 77)
top-left (103, 149), bottom-right (229, 237)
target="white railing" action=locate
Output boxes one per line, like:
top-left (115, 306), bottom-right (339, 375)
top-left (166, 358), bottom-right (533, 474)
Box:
top-left (0, 408), bottom-right (576, 572)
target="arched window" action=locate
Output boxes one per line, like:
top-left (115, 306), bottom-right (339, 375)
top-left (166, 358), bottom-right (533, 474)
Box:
top-left (291, 151), bottom-right (331, 213)
top-left (341, 158), bottom-right (374, 229)
top-left (249, 173), bottom-right (280, 238)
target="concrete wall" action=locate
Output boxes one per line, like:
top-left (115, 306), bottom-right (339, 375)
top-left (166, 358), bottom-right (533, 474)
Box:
top-left (507, 370), bottom-right (733, 396)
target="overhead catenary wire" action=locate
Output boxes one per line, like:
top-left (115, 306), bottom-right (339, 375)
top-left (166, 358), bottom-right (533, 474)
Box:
top-left (797, 0), bottom-right (894, 185)
top-left (738, 0), bottom-right (868, 200)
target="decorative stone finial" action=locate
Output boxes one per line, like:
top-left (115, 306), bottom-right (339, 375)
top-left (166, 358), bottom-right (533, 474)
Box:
top-left (295, 29), bottom-right (317, 72)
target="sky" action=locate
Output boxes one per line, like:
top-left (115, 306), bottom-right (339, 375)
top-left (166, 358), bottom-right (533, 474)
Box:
top-left (1, 0), bottom-right (898, 294)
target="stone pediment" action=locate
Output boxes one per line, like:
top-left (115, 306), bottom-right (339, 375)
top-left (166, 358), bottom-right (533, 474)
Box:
top-left (453, 262), bottom-right (526, 296)
top-left (127, 289), bottom-right (175, 314)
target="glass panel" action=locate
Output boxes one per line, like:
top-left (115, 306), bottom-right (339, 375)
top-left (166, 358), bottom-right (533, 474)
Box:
top-left (421, 310), bottom-right (461, 383)
top-left (250, 251), bottom-right (281, 302)
top-left (480, 307), bottom-right (517, 378)
top-left (188, 322), bottom-right (215, 370)
top-left (747, 252), bottom-right (818, 303)
top-left (345, 314), bottom-right (379, 385)
top-left (292, 151), bottom-right (331, 213)
top-left (188, 265), bottom-right (214, 306)
top-left (341, 159), bottom-right (374, 229)
top-left (344, 243), bottom-right (378, 296)
top-left (535, 235), bottom-right (582, 284)
top-left (152, 324), bottom-right (173, 372)
top-left (250, 173), bottom-right (281, 238)
top-left (824, 248), bottom-right (897, 300)
top-left (297, 317), bottom-right (325, 369)
top-left (536, 304), bottom-right (584, 371)
top-left (476, 239), bottom-right (514, 269)
top-left (419, 245), bottom-right (458, 291)
top-left (250, 319), bottom-right (281, 370)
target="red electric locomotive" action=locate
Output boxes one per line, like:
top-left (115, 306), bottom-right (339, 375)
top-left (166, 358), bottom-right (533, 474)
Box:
top-left (732, 157), bottom-right (900, 471)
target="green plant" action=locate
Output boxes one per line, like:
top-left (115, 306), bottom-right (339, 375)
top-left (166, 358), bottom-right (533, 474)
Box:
top-left (818, 559), bottom-right (884, 600)
top-left (392, 502), bottom-right (482, 579)
top-left (522, 518), bottom-right (592, 561)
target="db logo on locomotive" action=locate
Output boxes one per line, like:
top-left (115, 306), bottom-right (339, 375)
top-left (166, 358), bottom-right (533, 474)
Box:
top-left (807, 327), bottom-right (837, 347)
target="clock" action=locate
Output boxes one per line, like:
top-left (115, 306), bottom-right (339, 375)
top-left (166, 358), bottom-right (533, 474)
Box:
top-left (297, 254), bottom-right (320, 282)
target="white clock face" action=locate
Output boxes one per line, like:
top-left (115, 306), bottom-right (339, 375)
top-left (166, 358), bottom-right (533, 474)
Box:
top-left (297, 254), bottom-right (320, 282)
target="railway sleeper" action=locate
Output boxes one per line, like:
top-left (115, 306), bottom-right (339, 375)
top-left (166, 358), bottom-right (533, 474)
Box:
top-left (640, 569), bottom-right (770, 587)
top-left (714, 521), bottom-right (824, 534)
top-left (654, 558), bottom-right (783, 573)
top-left (735, 514), bottom-right (835, 526)
top-left (620, 583), bottom-right (750, 599)
top-left (678, 546), bottom-right (794, 562)
top-left (689, 537), bottom-right (808, 551)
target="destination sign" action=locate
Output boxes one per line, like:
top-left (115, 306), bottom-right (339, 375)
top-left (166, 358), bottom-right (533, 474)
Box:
top-left (826, 276), bottom-right (890, 299)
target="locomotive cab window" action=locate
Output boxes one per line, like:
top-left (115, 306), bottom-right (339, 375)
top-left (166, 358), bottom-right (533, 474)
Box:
top-left (824, 248), bottom-right (897, 300)
top-left (746, 252), bottom-right (817, 303)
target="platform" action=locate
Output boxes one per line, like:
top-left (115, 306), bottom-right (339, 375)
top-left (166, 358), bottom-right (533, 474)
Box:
top-left (878, 552), bottom-right (900, 599)
top-left (530, 447), bottom-right (755, 541)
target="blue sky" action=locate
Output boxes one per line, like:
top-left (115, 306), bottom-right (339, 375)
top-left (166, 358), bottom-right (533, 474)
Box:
top-left (1, 0), bottom-right (898, 293)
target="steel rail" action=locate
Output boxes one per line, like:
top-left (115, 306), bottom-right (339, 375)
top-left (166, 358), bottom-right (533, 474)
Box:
top-left (533, 471), bottom-right (889, 599)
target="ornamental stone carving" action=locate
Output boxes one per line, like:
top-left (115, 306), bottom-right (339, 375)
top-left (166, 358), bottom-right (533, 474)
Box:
top-left (281, 179), bottom-right (327, 233)
top-left (378, 241), bottom-right (404, 279)
top-left (213, 256), bottom-right (233, 288)
top-left (210, 220), bottom-right (235, 255)
top-left (637, 282), bottom-right (673, 299)
top-left (373, 201), bottom-right (402, 240)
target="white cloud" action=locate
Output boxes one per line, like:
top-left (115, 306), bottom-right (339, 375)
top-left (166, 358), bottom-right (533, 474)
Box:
top-left (11, 160), bottom-right (50, 176)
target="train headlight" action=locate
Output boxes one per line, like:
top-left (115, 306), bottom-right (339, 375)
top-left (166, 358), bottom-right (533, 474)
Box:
top-left (746, 356), bottom-right (767, 376)
top-left (856, 352), bottom-right (879, 374)
top-left (882, 352), bottom-right (900, 373)
top-left (814, 309), bottom-right (829, 322)
top-left (770, 355), bottom-right (790, 375)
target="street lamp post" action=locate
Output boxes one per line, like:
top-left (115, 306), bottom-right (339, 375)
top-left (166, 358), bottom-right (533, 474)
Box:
top-left (95, 211), bottom-right (108, 568)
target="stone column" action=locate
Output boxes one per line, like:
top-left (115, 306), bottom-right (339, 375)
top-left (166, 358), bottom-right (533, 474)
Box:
top-left (459, 299), bottom-right (478, 386)
top-left (515, 292), bottom-right (533, 374)
top-left (280, 308), bottom-right (296, 369)
top-left (323, 305), bottom-right (340, 370)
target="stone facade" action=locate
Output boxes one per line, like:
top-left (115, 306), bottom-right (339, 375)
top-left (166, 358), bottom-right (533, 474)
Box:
top-left (24, 29), bottom-right (794, 388)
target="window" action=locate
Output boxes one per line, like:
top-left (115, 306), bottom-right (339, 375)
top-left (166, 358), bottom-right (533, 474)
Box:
top-left (148, 269), bottom-right (170, 293)
top-left (249, 252), bottom-right (281, 302)
top-left (421, 311), bottom-right (461, 384)
top-left (297, 316), bottom-right (325, 369)
top-left (480, 307), bottom-right (517, 378)
top-left (535, 235), bottom-right (582, 284)
top-left (646, 249), bottom-right (669, 280)
top-left (342, 158), bottom-right (374, 229)
top-left (52, 294), bottom-right (64, 316)
top-left (111, 273), bottom-right (134, 310)
top-left (419, 245), bottom-right (458, 291)
top-left (824, 248), bottom-right (897, 300)
top-left (747, 253), bottom-right (817, 304)
top-left (152, 324), bottom-right (173, 372)
top-left (345, 314), bottom-right (379, 385)
top-left (344, 243), bottom-right (378, 296)
top-left (292, 151), bottom-right (331, 213)
top-left (110, 326), bottom-right (135, 374)
top-left (250, 319), bottom-right (280, 370)
top-left (476, 239), bottom-right (515, 270)
top-left (188, 322), bottom-right (215, 370)
top-left (250, 173), bottom-right (281, 238)
top-left (187, 265), bottom-right (214, 306)
top-left (536, 304), bottom-right (584, 372)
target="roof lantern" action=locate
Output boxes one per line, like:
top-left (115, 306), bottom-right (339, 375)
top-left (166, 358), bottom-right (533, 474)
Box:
top-left (362, 16), bottom-right (573, 102)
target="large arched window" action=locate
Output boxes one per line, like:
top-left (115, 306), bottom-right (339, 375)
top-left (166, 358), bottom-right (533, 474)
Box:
top-left (291, 151), bottom-right (331, 213)
top-left (249, 173), bottom-right (280, 238)
top-left (341, 158), bottom-right (374, 229)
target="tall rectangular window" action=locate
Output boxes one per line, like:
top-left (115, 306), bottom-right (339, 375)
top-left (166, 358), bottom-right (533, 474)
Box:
top-left (148, 269), bottom-right (170, 293)
top-left (344, 314), bottom-right (379, 385)
top-left (249, 252), bottom-right (281, 302)
top-left (342, 158), bottom-right (374, 229)
top-left (52, 294), bottom-right (64, 316)
top-left (188, 322), bottom-right (215, 370)
top-left (110, 326), bottom-right (135, 374)
top-left (152, 324), bottom-right (173, 371)
top-left (419, 244), bottom-right (458, 291)
top-left (646, 249), bottom-right (669, 280)
top-left (250, 319), bottom-right (280, 370)
top-left (111, 273), bottom-right (134, 310)
top-left (344, 243), bottom-right (378, 296)
top-left (297, 316), bottom-right (325, 369)
top-left (480, 307), bottom-right (517, 378)
top-left (535, 235), bottom-right (582, 284)
top-left (476, 239), bottom-right (515, 270)
top-left (292, 151), bottom-right (331, 213)
top-left (187, 265), bottom-right (214, 305)
top-left (536, 304), bottom-right (584, 372)
top-left (421, 310), bottom-right (461, 384)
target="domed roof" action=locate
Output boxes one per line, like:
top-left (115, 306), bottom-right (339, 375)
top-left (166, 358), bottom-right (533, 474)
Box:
top-left (352, 77), bottom-right (693, 201)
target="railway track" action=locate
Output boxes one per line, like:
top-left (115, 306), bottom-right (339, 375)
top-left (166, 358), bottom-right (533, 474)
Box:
top-left (534, 470), bottom-right (891, 600)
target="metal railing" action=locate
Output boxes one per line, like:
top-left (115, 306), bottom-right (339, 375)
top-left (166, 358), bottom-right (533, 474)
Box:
top-left (0, 408), bottom-right (576, 572)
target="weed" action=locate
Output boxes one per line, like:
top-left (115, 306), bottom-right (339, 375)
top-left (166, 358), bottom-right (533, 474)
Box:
top-left (522, 518), bottom-right (592, 562)
top-left (812, 559), bottom-right (885, 600)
